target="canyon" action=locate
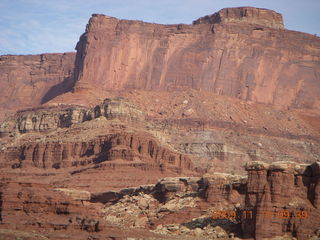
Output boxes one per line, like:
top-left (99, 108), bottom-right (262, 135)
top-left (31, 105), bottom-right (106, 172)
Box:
top-left (0, 6), bottom-right (319, 240)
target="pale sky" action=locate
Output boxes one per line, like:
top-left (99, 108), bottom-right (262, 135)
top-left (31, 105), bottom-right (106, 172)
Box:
top-left (0, 0), bottom-right (319, 55)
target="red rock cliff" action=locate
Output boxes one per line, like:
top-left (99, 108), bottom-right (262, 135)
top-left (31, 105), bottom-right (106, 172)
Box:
top-left (73, 7), bottom-right (320, 110)
top-left (242, 161), bottom-right (320, 239)
top-left (0, 53), bottom-right (76, 120)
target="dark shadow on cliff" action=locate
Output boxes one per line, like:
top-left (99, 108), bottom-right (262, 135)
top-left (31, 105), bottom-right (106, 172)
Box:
top-left (41, 35), bottom-right (85, 105)
top-left (92, 141), bottom-right (112, 164)
top-left (302, 163), bottom-right (319, 207)
top-left (41, 75), bottom-right (75, 104)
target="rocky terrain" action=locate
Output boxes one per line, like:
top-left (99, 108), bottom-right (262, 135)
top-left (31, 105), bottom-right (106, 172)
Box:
top-left (0, 161), bottom-right (319, 239)
top-left (0, 6), bottom-right (319, 240)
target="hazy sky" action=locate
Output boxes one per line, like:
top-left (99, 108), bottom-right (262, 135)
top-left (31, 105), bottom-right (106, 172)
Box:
top-left (0, 0), bottom-right (319, 55)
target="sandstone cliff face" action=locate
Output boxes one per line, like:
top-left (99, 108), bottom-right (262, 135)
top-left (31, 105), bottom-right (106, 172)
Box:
top-left (73, 7), bottom-right (320, 110)
top-left (0, 53), bottom-right (75, 121)
top-left (0, 131), bottom-right (193, 173)
top-left (203, 173), bottom-right (246, 204)
top-left (243, 161), bottom-right (320, 239)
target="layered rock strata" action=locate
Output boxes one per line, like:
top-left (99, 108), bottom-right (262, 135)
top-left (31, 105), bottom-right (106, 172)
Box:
top-left (0, 131), bottom-right (193, 173)
top-left (1, 96), bottom-right (319, 175)
top-left (0, 182), bottom-right (102, 233)
top-left (0, 98), bottom-right (143, 136)
top-left (193, 7), bottom-right (284, 29)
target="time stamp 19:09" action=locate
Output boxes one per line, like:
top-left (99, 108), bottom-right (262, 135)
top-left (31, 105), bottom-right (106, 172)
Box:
top-left (211, 210), bottom-right (309, 220)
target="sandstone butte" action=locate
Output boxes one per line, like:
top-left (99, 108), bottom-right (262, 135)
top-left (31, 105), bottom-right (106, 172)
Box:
top-left (0, 6), bottom-right (319, 240)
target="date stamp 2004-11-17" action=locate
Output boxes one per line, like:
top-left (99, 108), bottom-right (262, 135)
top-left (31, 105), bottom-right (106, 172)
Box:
top-left (211, 210), bottom-right (308, 220)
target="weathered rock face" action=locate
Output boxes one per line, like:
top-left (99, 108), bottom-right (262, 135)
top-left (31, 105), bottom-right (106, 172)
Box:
top-left (0, 182), bottom-right (103, 238)
top-left (203, 173), bottom-right (246, 204)
top-left (0, 107), bottom-right (88, 136)
top-left (242, 161), bottom-right (320, 239)
top-left (1, 161), bottom-right (319, 239)
top-left (86, 162), bottom-right (320, 239)
top-left (0, 131), bottom-right (193, 173)
top-left (0, 53), bottom-right (76, 120)
top-left (73, 7), bottom-right (320, 109)
top-left (193, 7), bottom-right (284, 29)
top-left (0, 98), bottom-right (196, 174)
top-left (0, 181), bottom-right (167, 240)
top-left (0, 98), bottom-right (143, 136)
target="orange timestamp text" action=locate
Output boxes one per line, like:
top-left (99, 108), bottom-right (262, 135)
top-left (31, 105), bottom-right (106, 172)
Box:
top-left (210, 209), bottom-right (308, 220)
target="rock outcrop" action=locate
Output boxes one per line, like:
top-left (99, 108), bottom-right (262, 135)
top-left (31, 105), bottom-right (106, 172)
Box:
top-left (0, 131), bottom-right (193, 173)
top-left (243, 161), bottom-right (320, 239)
top-left (193, 7), bottom-right (284, 29)
top-left (0, 98), bottom-right (143, 136)
top-left (0, 53), bottom-right (76, 121)
top-left (0, 182), bottom-right (103, 238)
top-left (72, 7), bottom-right (320, 109)
top-left (203, 173), bottom-right (247, 204)
top-left (0, 181), bottom-right (166, 240)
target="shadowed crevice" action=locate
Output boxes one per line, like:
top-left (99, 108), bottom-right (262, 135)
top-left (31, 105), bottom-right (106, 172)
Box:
top-left (41, 75), bottom-right (75, 104)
